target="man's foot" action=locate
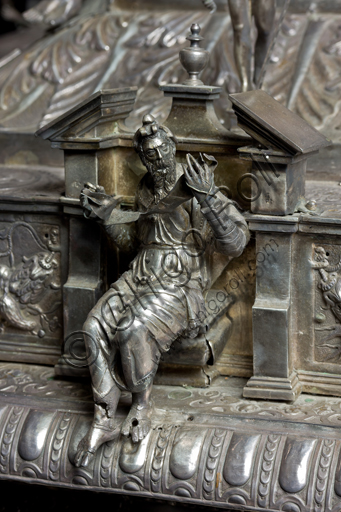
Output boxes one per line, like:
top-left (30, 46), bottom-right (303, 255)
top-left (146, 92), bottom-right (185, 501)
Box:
top-left (74, 403), bottom-right (119, 468)
top-left (74, 420), bottom-right (119, 468)
top-left (121, 400), bottom-right (154, 443)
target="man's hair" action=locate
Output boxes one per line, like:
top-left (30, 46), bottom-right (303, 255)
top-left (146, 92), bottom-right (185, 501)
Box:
top-left (133, 114), bottom-right (177, 166)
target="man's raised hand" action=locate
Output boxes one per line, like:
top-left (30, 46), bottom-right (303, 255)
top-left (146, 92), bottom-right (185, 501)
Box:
top-left (184, 153), bottom-right (217, 203)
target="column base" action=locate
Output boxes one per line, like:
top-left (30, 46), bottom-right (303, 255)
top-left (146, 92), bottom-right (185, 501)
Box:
top-left (54, 355), bottom-right (90, 378)
top-left (243, 371), bottom-right (302, 401)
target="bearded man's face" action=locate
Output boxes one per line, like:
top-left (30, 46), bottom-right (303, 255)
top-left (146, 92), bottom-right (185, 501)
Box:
top-left (142, 135), bottom-right (176, 190)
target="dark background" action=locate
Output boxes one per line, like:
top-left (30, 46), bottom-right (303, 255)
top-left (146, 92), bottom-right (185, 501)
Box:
top-left (0, 0), bottom-right (44, 59)
top-left (0, 0), bottom-right (37, 34)
top-left (0, 480), bottom-right (224, 511)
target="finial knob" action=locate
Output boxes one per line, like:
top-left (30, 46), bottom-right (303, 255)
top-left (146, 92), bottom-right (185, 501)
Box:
top-left (179, 24), bottom-right (209, 86)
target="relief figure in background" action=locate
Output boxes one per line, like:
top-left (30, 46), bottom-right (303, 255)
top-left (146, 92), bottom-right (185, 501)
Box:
top-left (74, 114), bottom-right (249, 467)
top-left (203, 0), bottom-right (276, 90)
top-left (0, 251), bottom-right (59, 334)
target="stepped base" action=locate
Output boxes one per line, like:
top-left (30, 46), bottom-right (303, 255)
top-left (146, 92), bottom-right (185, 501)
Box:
top-left (243, 372), bottom-right (302, 401)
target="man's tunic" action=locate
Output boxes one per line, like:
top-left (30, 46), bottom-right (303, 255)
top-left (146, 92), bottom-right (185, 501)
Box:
top-left (86, 167), bottom-right (249, 393)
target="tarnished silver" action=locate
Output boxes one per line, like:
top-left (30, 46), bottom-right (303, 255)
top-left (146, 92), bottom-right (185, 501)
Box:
top-left (179, 24), bottom-right (210, 86)
top-left (1, 3), bottom-right (341, 510)
top-left (203, 0), bottom-right (277, 91)
top-left (0, 0), bottom-right (340, 148)
top-left (0, 362), bottom-right (340, 510)
top-left (73, 112), bottom-right (249, 467)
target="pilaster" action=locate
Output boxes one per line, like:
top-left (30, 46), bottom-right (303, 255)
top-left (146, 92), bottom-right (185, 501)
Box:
top-left (37, 87), bottom-right (137, 375)
top-left (229, 89), bottom-right (330, 401)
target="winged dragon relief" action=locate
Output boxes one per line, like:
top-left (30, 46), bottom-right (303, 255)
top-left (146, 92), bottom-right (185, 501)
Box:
top-left (311, 246), bottom-right (341, 362)
top-left (0, 222), bottom-right (61, 337)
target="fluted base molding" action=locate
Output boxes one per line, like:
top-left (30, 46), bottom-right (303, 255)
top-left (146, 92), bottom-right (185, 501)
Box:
top-left (0, 362), bottom-right (340, 512)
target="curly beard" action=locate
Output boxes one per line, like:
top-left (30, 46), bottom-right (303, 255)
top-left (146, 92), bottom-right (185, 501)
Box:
top-left (146, 158), bottom-right (177, 203)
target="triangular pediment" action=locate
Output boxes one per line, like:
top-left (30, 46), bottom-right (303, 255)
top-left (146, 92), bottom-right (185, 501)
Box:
top-left (36, 87), bottom-right (137, 142)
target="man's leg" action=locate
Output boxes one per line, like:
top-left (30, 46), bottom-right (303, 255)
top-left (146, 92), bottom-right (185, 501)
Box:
top-left (228, 0), bottom-right (253, 92)
top-left (252, 0), bottom-right (276, 86)
top-left (117, 319), bottom-right (161, 443)
top-left (74, 316), bottom-right (121, 467)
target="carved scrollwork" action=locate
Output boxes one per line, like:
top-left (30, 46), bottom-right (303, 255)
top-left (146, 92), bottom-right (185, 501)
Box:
top-left (203, 428), bottom-right (225, 500)
top-left (0, 363), bottom-right (92, 400)
top-left (100, 441), bottom-right (116, 488)
top-left (296, 19), bottom-right (341, 142)
top-left (258, 434), bottom-right (281, 508)
top-left (0, 4), bottom-right (339, 144)
top-left (49, 412), bottom-right (72, 480)
top-left (0, 12), bottom-right (124, 126)
top-left (2, 363), bottom-right (341, 429)
top-left (0, 380), bottom-right (338, 511)
top-left (0, 9), bottom-right (208, 132)
top-left (0, 406), bottom-right (25, 474)
top-left (151, 424), bottom-right (173, 493)
top-left (315, 439), bottom-right (335, 509)
top-left (23, 0), bottom-right (83, 29)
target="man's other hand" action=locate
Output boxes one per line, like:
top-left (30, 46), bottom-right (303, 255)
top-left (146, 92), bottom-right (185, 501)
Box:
top-left (80, 183), bottom-right (122, 221)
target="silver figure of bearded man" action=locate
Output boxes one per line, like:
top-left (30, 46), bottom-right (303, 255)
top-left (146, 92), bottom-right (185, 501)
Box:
top-left (74, 114), bottom-right (249, 467)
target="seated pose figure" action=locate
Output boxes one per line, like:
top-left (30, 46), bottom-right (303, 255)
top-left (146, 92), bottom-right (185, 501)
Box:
top-left (74, 114), bottom-right (249, 467)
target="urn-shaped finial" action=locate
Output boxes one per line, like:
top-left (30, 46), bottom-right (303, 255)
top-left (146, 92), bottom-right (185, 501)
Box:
top-left (179, 24), bottom-right (209, 86)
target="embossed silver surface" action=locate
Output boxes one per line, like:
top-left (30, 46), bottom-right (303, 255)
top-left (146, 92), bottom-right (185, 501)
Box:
top-left (0, 363), bottom-right (340, 511)
top-left (0, 1), bottom-right (341, 509)
top-left (0, 0), bottom-right (340, 147)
